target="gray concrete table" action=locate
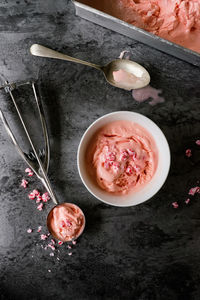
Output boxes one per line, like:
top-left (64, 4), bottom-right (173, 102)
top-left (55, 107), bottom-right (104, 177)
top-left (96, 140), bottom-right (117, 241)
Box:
top-left (0, 1), bottom-right (200, 299)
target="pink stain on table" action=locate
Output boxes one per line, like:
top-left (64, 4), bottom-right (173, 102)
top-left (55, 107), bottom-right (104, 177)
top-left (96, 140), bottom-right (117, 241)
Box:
top-left (132, 85), bottom-right (165, 106)
top-left (119, 50), bottom-right (165, 106)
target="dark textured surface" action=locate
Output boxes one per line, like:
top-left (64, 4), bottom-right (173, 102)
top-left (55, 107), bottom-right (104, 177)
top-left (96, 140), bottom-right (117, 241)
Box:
top-left (0, 1), bottom-right (200, 299)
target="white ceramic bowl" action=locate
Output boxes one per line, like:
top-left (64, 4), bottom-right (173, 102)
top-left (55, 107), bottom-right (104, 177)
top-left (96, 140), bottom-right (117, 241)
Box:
top-left (77, 111), bottom-right (170, 207)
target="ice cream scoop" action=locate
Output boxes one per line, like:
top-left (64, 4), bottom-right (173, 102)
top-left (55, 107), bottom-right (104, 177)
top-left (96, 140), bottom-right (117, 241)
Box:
top-left (47, 203), bottom-right (85, 242)
top-left (0, 80), bottom-right (85, 243)
top-left (30, 44), bottom-right (150, 90)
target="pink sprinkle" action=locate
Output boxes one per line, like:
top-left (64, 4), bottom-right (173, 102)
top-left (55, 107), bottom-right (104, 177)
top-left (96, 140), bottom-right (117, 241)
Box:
top-left (58, 241), bottom-right (63, 246)
top-left (37, 226), bottom-right (42, 232)
top-left (48, 244), bottom-right (55, 251)
top-left (106, 152), bottom-right (116, 162)
top-left (48, 269), bottom-right (51, 273)
top-left (103, 160), bottom-right (114, 169)
top-left (126, 166), bottom-right (132, 175)
top-left (172, 202), bottom-right (179, 209)
top-left (36, 195), bottom-right (42, 203)
top-left (68, 245), bottom-right (72, 249)
top-left (72, 240), bottom-right (76, 245)
top-left (50, 253), bottom-right (54, 257)
top-left (37, 203), bottom-right (43, 211)
top-left (51, 239), bottom-right (55, 245)
top-left (65, 219), bottom-right (72, 227)
top-left (185, 149), bottom-right (192, 157)
top-left (25, 167), bottom-right (34, 176)
top-left (185, 198), bottom-right (190, 204)
top-left (188, 186), bottom-right (200, 196)
top-left (196, 140), bottom-right (200, 146)
top-left (133, 165), bottom-right (140, 173)
top-left (27, 228), bottom-right (32, 233)
top-left (41, 234), bottom-right (48, 240)
top-left (120, 151), bottom-right (129, 161)
top-left (61, 220), bottom-right (65, 228)
top-left (42, 192), bottom-right (50, 202)
top-left (28, 192), bottom-right (36, 200)
top-left (33, 189), bottom-right (40, 196)
top-left (68, 252), bottom-right (72, 256)
top-left (21, 179), bottom-right (28, 188)
top-left (112, 162), bottom-right (120, 173)
top-left (127, 149), bottom-right (134, 156)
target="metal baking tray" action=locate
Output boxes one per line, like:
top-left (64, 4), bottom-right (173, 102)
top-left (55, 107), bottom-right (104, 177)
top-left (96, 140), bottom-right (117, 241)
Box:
top-left (73, 0), bottom-right (200, 67)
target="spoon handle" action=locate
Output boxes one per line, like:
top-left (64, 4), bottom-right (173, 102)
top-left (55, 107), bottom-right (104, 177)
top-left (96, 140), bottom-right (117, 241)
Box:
top-left (30, 44), bottom-right (102, 71)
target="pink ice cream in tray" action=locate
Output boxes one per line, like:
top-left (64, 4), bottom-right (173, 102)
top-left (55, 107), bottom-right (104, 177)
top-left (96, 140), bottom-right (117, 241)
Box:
top-left (73, 0), bottom-right (200, 66)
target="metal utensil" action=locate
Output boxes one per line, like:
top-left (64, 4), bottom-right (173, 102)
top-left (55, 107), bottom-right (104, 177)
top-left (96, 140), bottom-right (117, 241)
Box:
top-left (30, 44), bottom-right (150, 90)
top-left (0, 80), bottom-right (85, 242)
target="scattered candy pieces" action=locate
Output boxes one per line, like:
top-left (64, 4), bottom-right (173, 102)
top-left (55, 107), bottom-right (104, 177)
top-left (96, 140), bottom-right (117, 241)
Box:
top-left (41, 234), bottom-right (48, 240)
top-left (28, 192), bottom-right (36, 200)
top-left (196, 140), bottom-right (200, 146)
top-left (25, 168), bottom-right (34, 176)
top-left (37, 226), bottom-right (42, 232)
top-left (112, 162), bottom-right (120, 173)
top-left (48, 244), bottom-right (55, 251)
top-left (21, 171), bottom-right (78, 260)
top-left (106, 152), bottom-right (116, 161)
top-left (188, 187), bottom-right (200, 196)
top-left (33, 189), bottom-right (40, 196)
top-left (172, 202), bottom-right (179, 209)
top-left (185, 149), bottom-right (192, 157)
top-left (42, 192), bottom-right (50, 202)
top-left (126, 166), bottom-right (132, 175)
top-left (37, 203), bottom-right (43, 211)
top-left (120, 151), bottom-right (129, 161)
top-left (185, 198), bottom-right (190, 204)
top-left (21, 179), bottom-right (28, 188)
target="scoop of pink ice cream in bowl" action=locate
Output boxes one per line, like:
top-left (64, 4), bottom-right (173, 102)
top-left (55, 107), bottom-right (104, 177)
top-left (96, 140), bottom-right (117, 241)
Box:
top-left (77, 111), bottom-right (170, 207)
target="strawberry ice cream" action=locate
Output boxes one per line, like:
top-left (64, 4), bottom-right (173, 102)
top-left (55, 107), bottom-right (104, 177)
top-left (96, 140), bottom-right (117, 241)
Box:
top-left (80, 0), bottom-right (200, 53)
top-left (86, 120), bottom-right (158, 194)
top-left (47, 203), bottom-right (85, 242)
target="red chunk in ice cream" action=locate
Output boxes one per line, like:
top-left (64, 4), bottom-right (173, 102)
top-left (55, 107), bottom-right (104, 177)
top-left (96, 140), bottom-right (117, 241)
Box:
top-left (86, 120), bottom-right (158, 195)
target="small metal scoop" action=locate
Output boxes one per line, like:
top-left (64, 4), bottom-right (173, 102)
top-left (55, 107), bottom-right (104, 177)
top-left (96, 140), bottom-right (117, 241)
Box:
top-left (0, 80), bottom-right (85, 242)
top-left (30, 44), bottom-right (150, 91)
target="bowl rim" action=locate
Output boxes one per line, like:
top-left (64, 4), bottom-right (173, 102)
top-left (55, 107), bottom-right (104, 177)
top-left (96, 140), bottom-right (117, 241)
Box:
top-left (77, 111), bottom-right (171, 207)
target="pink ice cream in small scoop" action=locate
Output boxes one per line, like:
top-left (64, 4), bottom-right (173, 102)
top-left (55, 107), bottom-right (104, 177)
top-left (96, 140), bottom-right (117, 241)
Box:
top-left (47, 203), bottom-right (85, 242)
top-left (86, 120), bottom-right (158, 195)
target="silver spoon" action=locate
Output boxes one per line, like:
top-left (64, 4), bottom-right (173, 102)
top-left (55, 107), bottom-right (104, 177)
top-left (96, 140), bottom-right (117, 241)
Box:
top-left (30, 44), bottom-right (150, 91)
